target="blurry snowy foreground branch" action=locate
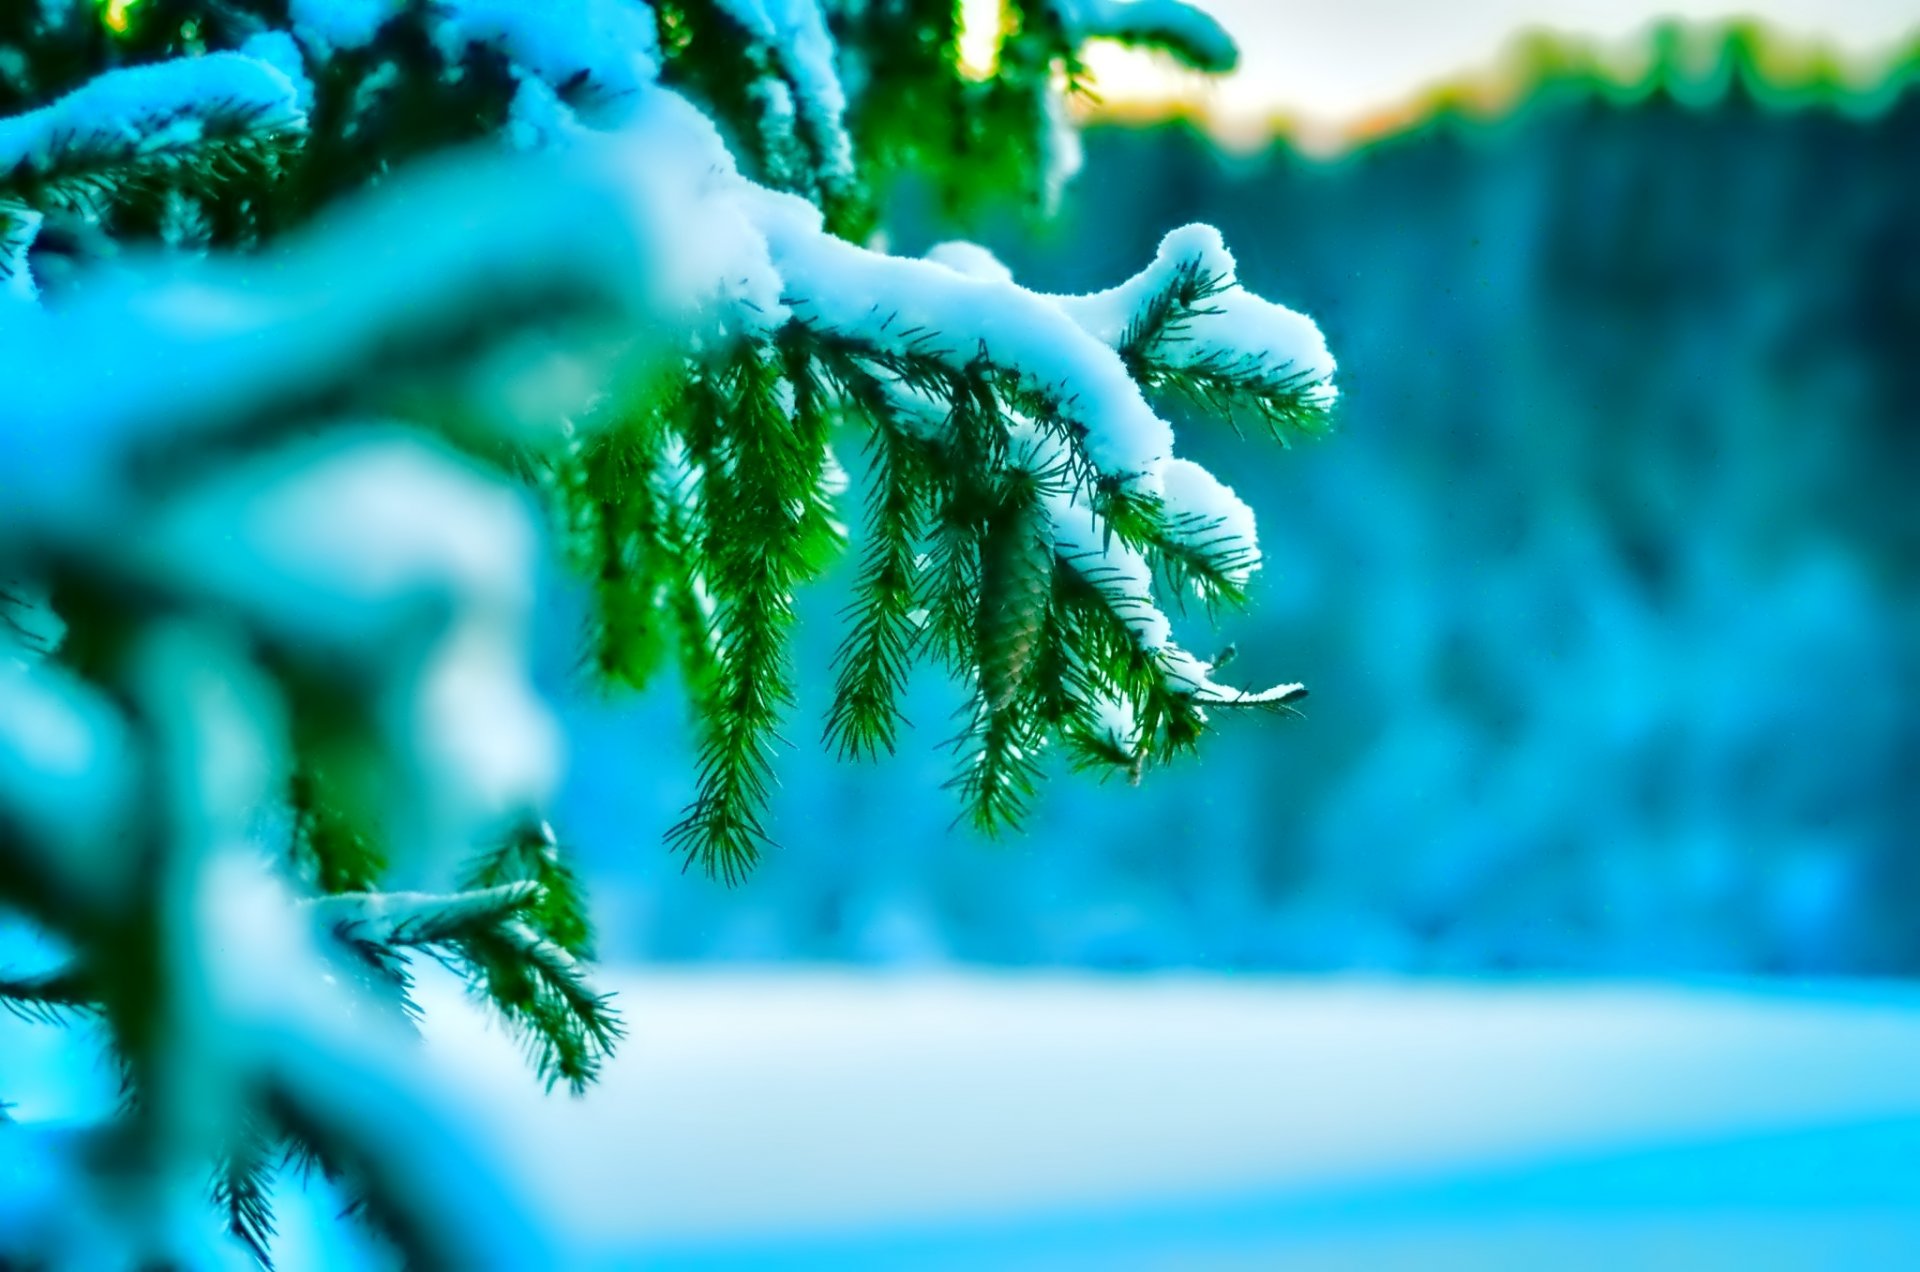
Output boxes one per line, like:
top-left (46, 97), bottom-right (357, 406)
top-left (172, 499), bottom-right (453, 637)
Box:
top-left (0, 0), bottom-right (1335, 1265)
top-left (0, 150), bottom-right (667, 1270)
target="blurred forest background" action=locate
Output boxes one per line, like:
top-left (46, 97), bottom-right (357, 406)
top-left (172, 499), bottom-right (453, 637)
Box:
top-left (557, 25), bottom-right (1919, 978)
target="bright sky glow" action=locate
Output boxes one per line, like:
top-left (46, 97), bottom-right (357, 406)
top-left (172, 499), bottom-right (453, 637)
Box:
top-left (960, 1), bottom-right (1920, 144)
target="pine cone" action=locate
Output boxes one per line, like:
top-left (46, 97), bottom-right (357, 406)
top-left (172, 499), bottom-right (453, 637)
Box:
top-left (977, 500), bottom-right (1054, 713)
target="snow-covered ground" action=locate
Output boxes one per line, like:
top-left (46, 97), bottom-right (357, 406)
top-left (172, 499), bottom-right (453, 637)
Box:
top-left (12, 969), bottom-right (1920, 1266)
top-left (406, 972), bottom-right (1920, 1269)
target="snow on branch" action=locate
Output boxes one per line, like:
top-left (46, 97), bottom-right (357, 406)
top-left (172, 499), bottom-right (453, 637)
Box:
top-left (312, 883), bottom-right (545, 948)
top-left (0, 0), bottom-right (1330, 920)
top-left (0, 51), bottom-right (306, 218)
top-left (1049, 0), bottom-right (1239, 73)
top-left (756, 186), bottom-right (1180, 479)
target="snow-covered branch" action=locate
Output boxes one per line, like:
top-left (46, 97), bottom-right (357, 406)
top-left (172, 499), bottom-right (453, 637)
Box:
top-left (0, 51), bottom-right (306, 218)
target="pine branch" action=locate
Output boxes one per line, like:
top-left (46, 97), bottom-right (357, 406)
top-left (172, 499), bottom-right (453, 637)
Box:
top-left (824, 421), bottom-right (927, 760)
top-left (1098, 484), bottom-right (1254, 610)
top-left (1116, 257), bottom-right (1233, 372)
top-left (0, 198), bottom-right (37, 299)
top-left (917, 500), bottom-right (983, 676)
top-left (212, 1120), bottom-right (279, 1272)
top-left (320, 914), bottom-right (425, 1028)
top-left (312, 883), bottom-right (624, 1094)
top-left (786, 319), bottom-right (1296, 824)
top-left (945, 688), bottom-right (1049, 834)
top-left (444, 918), bottom-right (624, 1095)
top-left (0, 962), bottom-right (95, 1025)
top-left (1144, 354), bottom-right (1334, 446)
top-left (462, 820), bottom-right (595, 960)
top-left (577, 415), bottom-right (726, 701)
top-left (666, 349), bottom-right (826, 881)
top-left (949, 492), bottom-right (1059, 830)
top-left (659, 2), bottom-right (809, 191)
top-left (334, 883), bottom-right (544, 948)
top-left (578, 427), bottom-right (680, 694)
top-left (1108, 253), bottom-right (1335, 445)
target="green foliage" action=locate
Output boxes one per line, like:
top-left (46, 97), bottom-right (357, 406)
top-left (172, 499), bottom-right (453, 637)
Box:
top-left (436, 897), bottom-right (624, 1095)
top-left (569, 311), bottom-right (1326, 871)
top-left (842, 0), bottom-right (1080, 218)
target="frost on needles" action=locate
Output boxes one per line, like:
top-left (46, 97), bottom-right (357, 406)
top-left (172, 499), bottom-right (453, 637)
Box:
top-left (0, 0), bottom-right (1337, 1266)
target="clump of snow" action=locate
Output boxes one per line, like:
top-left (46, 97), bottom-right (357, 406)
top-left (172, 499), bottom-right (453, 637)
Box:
top-left (147, 431), bottom-right (538, 643)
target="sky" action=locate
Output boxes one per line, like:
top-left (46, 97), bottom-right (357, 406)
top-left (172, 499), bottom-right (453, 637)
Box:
top-left (1000, 1), bottom-right (1920, 142)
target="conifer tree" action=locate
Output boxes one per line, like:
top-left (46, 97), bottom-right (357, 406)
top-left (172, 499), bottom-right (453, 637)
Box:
top-left (0, 0), bottom-right (1338, 1265)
